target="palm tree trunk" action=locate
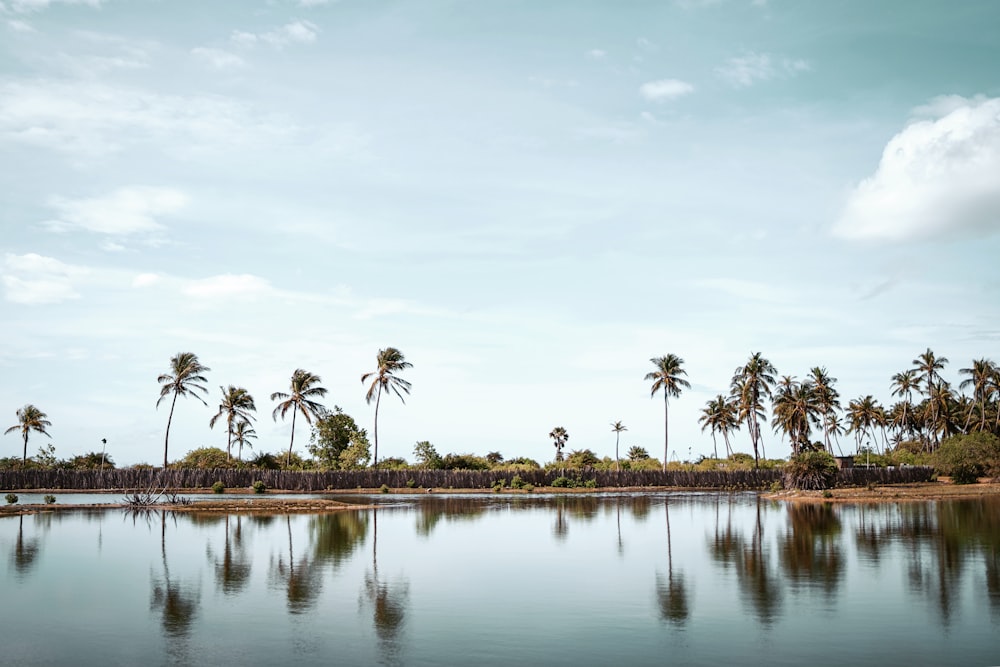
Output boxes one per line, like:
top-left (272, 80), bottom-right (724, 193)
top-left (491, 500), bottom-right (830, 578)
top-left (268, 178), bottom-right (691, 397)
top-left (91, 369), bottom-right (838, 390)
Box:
top-left (373, 384), bottom-right (382, 469)
top-left (22, 432), bottom-right (28, 465)
top-left (226, 415), bottom-right (233, 461)
top-left (286, 408), bottom-right (298, 468)
top-left (663, 394), bottom-right (669, 472)
top-left (163, 392), bottom-right (178, 468)
top-left (615, 432), bottom-right (620, 473)
top-left (711, 431), bottom-right (718, 459)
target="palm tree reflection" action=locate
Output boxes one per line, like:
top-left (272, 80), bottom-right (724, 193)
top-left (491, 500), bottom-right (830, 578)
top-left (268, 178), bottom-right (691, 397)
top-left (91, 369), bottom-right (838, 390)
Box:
top-left (150, 510), bottom-right (200, 664)
top-left (655, 498), bottom-right (689, 626)
top-left (362, 509), bottom-right (410, 666)
top-left (210, 515), bottom-right (251, 596)
top-left (11, 515), bottom-right (41, 577)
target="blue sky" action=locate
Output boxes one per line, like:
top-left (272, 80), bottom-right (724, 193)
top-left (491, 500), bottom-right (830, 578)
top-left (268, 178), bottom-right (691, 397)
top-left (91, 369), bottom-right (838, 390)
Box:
top-left (2, 0), bottom-right (999, 466)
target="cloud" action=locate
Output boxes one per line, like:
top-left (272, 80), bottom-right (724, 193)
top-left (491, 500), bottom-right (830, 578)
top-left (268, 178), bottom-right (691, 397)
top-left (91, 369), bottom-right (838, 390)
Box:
top-left (0, 79), bottom-right (298, 156)
top-left (45, 186), bottom-right (188, 235)
top-left (834, 96), bottom-right (1000, 242)
top-left (715, 52), bottom-right (809, 88)
top-left (587, 49), bottom-right (606, 59)
top-left (6, 0), bottom-right (102, 12)
top-left (297, 0), bottom-right (332, 6)
top-left (6, 18), bottom-right (35, 31)
top-left (131, 273), bottom-right (160, 288)
top-left (1, 253), bottom-right (87, 304)
top-left (639, 78), bottom-right (694, 102)
top-left (190, 47), bottom-right (245, 70)
top-left (230, 20), bottom-right (319, 49)
top-left (182, 274), bottom-right (273, 299)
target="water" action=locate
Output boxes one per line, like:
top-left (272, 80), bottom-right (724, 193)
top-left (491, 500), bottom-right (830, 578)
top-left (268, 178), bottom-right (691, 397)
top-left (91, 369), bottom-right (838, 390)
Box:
top-left (1, 493), bottom-right (997, 666)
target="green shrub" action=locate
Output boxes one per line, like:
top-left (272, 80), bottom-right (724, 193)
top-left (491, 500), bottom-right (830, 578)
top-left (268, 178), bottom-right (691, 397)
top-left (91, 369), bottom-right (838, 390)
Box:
top-left (522, 483), bottom-right (535, 492)
top-left (175, 447), bottom-right (235, 469)
top-left (405, 478), bottom-right (417, 488)
top-left (379, 484), bottom-right (390, 494)
top-left (491, 478), bottom-right (507, 492)
top-left (551, 476), bottom-right (571, 488)
top-left (583, 478), bottom-right (598, 488)
top-left (934, 433), bottom-right (1000, 484)
top-left (510, 475), bottom-right (526, 489)
top-left (44, 494), bottom-right (56, 504)
top-left (822, 490), bottom-right (834, 499)
top-left (251, 480), bottom-right (266, 494)
top-left (5, 493), bottom-right (18, 504)
top-left (212, 481), bottom-right (225, 494)
top-left (783, 451), bottom-right (838, 490)
top-left (769, 480), bottom-right (782, 492)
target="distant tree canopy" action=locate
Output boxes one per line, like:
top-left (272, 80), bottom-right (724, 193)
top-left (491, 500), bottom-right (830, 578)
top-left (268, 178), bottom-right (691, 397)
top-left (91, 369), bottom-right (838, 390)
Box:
top-left (934, 432), bottom-right (1000, 484)
top-left (308, 407), bottom-right (371, 470)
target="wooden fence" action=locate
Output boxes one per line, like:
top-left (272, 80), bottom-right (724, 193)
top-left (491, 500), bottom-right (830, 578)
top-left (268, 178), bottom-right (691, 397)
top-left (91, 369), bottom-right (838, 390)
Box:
top-left (0, 465), bottom-right (933, 491)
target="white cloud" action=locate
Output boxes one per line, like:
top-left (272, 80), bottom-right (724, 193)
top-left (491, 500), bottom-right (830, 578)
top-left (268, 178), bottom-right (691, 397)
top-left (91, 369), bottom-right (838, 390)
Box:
top-left (230, 20), bottom-right (319, 49)
top-left (7, 0), bottom-right (102, 12)
top-left (190, 47), bottom-right (245, 70)
top-left (716, 52), bottom-right (809, 88)
top-left (0, 79), bottom-right (298, 156)
top-left (2, 253), bottom-right (86, 304)
top-left (297, 0), bottom-right (332, 5)
top-left (834, 96), bottom-right (1000, 242)
top-left (182, 274), bottom-right (273, 299)
top-left (131, 273), bottom-right (160, 288)
top-left (639, 78), bottom-right (694, 102)
top-left (6, 18), bottom-right (35, 31)
top-left (46, 186), bottom-right (188, 235)
top-left (587, 49), bottom-right (606, 59)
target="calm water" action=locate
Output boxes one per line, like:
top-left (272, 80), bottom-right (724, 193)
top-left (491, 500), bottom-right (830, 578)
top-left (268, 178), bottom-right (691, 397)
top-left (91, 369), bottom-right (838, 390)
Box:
top-left (1, 493), bottom-right (998, 667)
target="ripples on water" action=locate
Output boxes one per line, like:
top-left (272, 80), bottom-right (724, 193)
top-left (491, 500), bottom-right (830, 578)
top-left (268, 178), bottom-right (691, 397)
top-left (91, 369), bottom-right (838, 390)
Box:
top-left (1, 493), bottom-right (997, 666)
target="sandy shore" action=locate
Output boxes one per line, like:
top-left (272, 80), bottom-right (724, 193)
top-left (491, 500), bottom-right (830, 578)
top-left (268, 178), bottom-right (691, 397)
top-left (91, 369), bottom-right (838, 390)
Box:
top-left (763, 479), bottom-right (1000, 504)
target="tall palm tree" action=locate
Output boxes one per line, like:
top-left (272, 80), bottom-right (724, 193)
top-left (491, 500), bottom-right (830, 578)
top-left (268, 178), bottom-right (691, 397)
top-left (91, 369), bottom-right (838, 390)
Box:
top-left (646, 354), bottom-right (690, 472)
top-left (731, 352), bottom-right (776, 468)
top-left (913, 348), bottom-right (949, 392)
top-left (271, 369), bottom-right (328, 468)
top-left (959, 358), bottom-right (997, 433)
top-left (549, 426), bottom-right (569, 462)
top-left (361, 347), bottom-right (413, 468)
top-left (5, 404), bottom-right (52, 464)
top-left (611, 421), bottom-right (627, 472)
top-left (890, 369), bottom-right (921, 441)
top-left (209, 385), bottom-right (257, 461)
top-left (699, 396), bottom-right (738, 459)
top-left (847, 395), bottom-right (883, 455)
top-left (808, 367), bottom-right (840, 452)
top-left (156, 352), bottom-right (211, 468)
top-left (771, 378), bottom-right (820, 455)
top-left (231, 419), bottom-right (257, 462)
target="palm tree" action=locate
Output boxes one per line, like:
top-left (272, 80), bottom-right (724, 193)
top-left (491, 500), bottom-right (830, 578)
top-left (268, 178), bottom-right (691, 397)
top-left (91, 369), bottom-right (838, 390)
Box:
top-left (5, 404), bottom-right (52, 464)
top-left (771, 378), bottom-right (820, 455)
top-left (361, 347), bottom-right (413, 468)
top-left (549, 426), bottom-right (569, 462)
top-left (807, 367), bottom-right (840, 451)
top-left (913, 348), bottom-right (949, 392)
top-left (890, 369), bottom-right (921, 441)
top-left (271, 369), bottom-right (327, 468)
top-left (959, 358), bottom-right (997, 433)
top-left (231, 419), bottom-right (257, 462)
top-left (847, 395), bottom-right (882, 455)
top-left (731, 352), bottom-right (776, 467)
top-left (611, 421), bottom-right (627, 472)
top-left (209, 386), bottom-right (257, 461)
top-left (646, 354), bottom-right (690, 472)
top-left (699, 395), bottom-right (739, 459)
top-left (156, 352), bottom-right (211, 468)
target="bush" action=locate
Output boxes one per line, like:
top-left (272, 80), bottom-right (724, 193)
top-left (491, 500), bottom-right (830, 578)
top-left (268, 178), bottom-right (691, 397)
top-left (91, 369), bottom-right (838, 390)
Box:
top-left (379, 484), bottom-right (390, 494)
top-left (783, 451), bottom-right (838, 490)
top-left (5, 493), bottom-right (18, 504)
top-left (491, 478), bottom-right (507, 492)
top-left (175, 447), bottom-right (235, 469)
top-left (44, 494), bottom-right (56, 504)
top-left (212, 481), bottom-right (225, 494)
top-left (934, 433), bottom-right (1000, 484)
top-left (406, 479), bottom-right (417, 488)
top-left (510, 475), bottom-right (526, 489)
top-left (251, 480), bottom-right (266, 494)
top-left (551, 476), bottom-right (571, 488)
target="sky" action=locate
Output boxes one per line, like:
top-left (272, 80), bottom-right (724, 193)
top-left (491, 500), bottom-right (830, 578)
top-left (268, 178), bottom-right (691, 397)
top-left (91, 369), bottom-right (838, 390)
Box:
top-left (2, 0), bottom-right (999, 466)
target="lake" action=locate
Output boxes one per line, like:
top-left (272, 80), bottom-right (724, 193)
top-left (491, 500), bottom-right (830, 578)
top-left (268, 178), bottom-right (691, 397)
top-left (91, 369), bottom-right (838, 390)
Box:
top-left (1, 493), bottom-right (998, 666)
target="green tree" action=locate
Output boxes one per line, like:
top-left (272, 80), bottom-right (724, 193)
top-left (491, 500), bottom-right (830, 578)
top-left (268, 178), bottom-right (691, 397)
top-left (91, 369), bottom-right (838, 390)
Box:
top-left (361, 347), bottom-right (413, 468)
top-left (891, 369), bottom-right (921, 442)
top-left (699, 395), bottom-right (739, 459)
top-left (731, 352), bottom-right (777, 468)
top-left (308, 406), bottom-right (371, 470)
top-left (611, 421), bottom-right (627, 471)
top-left (549, 426), bottom-right (569, 462)
top-left (271, 369), bottom-right (327, 468)
top-left (209, 385), bottom-right (257, 461)
top-left (847, 395), bottom-right (883, 454)
top-left (771, 376), bottom-right (820, 455)
top-left (808, 366), bottom-right (840, 451)
top-left (156, 352), bottom-right (211, 469)
top-left (413, 440), bottom-right (442, 469)
top-left (646, 354), bottom-right (690, 472)
top-left (628, 445), bottom-right (650, 461)
top-left (5, 404), bottom-right (52, 465)
top-left (959, 358), bottom-right (998, 433)
top-left (934, 432), bottom-right (1000, 484)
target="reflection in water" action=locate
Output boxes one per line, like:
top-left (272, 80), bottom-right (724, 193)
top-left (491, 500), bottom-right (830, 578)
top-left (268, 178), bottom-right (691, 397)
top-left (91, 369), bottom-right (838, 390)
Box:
top-left (655, 499), bottom-right (689, 626)
top-left (363, 510), bottom-right (410, 666)
top-left (150, 511), bottom-right (200, 667)
top-left (12, 515), bottom-right (41, 577)
top-left (210, 515), bottom-right (251, 596)
top-left (780, 504), bottom-right (844, 597)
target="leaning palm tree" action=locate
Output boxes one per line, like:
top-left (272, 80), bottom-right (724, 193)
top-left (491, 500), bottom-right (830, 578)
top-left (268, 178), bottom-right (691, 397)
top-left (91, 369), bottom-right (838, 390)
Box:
top-left (361, 347), bottom-right (413, 468)
top-left (271, 369), bottom-right (328, 468)
top-left (549, 426), bottom-right (569, 462)
top-left (646, 354), bottom-right (690, 472)
top-left (959, 358), bottom-right (998, 433)
top-left (611, 421), bottom-right (627, 472)
top-left (156, 352), bottom-right (211, 468)
top-left (699, 395), bottom-right (739, 458)
top-left (5, 404), bottom-right (52, 464)
top-left (807, 367), bottom-right (840, 452)
top-left (890, 369), bottom-right (921, 441)
top-left (209, 385), bottom-right (257, 461)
